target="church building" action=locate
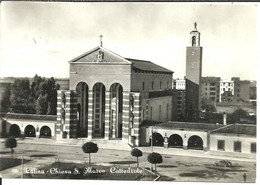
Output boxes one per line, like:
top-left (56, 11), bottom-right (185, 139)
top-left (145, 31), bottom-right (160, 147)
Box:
top-left (56, 39), bottom-right (174, 146)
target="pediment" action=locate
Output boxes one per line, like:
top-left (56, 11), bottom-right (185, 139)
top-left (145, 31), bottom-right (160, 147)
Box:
top-left (68, 46), bottom-right (131, 64)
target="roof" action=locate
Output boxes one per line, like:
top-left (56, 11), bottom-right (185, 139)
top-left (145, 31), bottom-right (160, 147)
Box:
top-left (126, 58), bottom-right (173, 74)
top-left (68, 46), bottom-right (131, 64)
top-left (1, 113), bottom-right (57, 121)
top-left (141, 121), bottom-right (223, 132)
top-left (210, 124), bottom-right (256, 137)
top-left (68, 46), bottom-right (173, 73)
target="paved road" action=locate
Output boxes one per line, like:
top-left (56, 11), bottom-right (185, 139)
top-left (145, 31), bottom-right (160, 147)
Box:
top-left (0, 139), bottom-right (256, 182)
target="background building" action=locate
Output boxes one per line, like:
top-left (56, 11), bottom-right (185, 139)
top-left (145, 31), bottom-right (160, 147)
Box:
top-left (201, 77), bottom-right (220, 103)
top-left (220, 79), bottom-right (234, 102)
top-left (232, 77), bottom-right (250, 102)
top-left (173, 78), bottom-right (186, 90)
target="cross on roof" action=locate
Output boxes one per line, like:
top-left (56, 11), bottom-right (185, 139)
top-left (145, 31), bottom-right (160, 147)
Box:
top-left (99, 34), bottom-right (103, 47)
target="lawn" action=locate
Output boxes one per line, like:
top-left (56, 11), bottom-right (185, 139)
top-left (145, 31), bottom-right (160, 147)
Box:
top-left (0, 157), bottom-right (30, 171)
top-left (23, 162), bottom-right (143, 180)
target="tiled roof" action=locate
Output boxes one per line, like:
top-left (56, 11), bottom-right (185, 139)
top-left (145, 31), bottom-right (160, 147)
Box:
top-left (1, 113), bottom-right (57, 121)
top-left (141, 120), bottom-right (223, 131)
top-left (126, 58), bottom-right (173, 73)
top-left (210, 124), bottom-right (256, 136)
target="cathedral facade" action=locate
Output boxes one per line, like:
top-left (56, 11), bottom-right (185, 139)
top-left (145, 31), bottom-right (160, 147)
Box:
top-left (56, 45), bottom-right (173, 146)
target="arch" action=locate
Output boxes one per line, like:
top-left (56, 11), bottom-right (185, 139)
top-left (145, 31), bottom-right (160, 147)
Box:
top-left (110, 83), bottom-right (123, 138)
top-left (9, 124), bottom-right (21, 137)
top-left (192, 36), bottom-right (196, 46)
top-left (188, 135), bottom-right (203, 150)
top-left (93, 82), bottom-right (106, 138)
top-left (40, 126), bottom-right (52, 138)
top-left (76, 82), bottom-right (89, 137)
top-left (150, 133), bottom-right (164, 147)
top-left (24, 125), bottom-right (36, 137)
top-left (168, 134), bottom-right (183, 148)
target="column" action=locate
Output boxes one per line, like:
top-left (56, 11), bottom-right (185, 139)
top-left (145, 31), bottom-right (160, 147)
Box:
top-left (87, 90), bottom-right (94, 139)
top-left (122, 92), bottom-right (130, 142)
top-left (65, 91), bottom-right (78, 138)
top-left (133, 93), bottom-right (141, 146)
top-left (104, 91), bottom-right (111, 139)
top-left (56, 90), bottom-right (63, 139)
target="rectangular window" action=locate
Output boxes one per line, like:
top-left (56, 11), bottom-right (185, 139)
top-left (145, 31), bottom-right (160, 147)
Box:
top-left (152, 82), bottom-right (154, 90)
top-left (217, 140), bottom-right (225, 151)
top-left (142, 82), bottom-right (145, 90)
top-left (210, 82), bottom-right (216, 86)
top-left (210, 92), bottom-right (215, 95)
top-left (167, 81), bottom-right (169, 89)
top-left (234, 141), bottom-right (241, 152)
top-left (166, 104), bottom-right (169, 119)
top-left (210, 87), bottom-right (216, 91)
top-left (160, 81), bottom-right (162, 89)
top-left (251, 143), bottom-right (256, 153)
top-left (150, 107), bottom-right (153, 120)
top-left (159, 105), bottom-right (161, 120)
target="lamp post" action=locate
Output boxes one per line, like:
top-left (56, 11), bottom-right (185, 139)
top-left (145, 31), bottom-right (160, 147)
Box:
top-left (21, 150), bottom-right (24, 178)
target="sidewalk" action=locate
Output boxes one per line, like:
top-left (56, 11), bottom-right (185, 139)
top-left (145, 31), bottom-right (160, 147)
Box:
top-left (0, 138), bottom-right (256, 163)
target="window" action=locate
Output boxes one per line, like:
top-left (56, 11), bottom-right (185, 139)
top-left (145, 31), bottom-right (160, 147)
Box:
top-left (217, 140), bottom-right (225, 151)
top-left (167, 81), bottom-right (169, 89)
top-left (192, 36), bottom-right (196, 46)
top-left (234, 141), bottom-right (241, 152)
top-left (142, 82), bottom-right (145, 90)
top-left (210, 92), bottom-right (215, 95)
top-left (159, 105), bottom-right (161, 120)
top-left (251, 143), bottom-right (256, 153)
top-left (160, 81), bottom-right (162, 89)
top-left (150, 107), bottom-right (153, 120)
top-left (210, 82), bottom-right (216, 86)
top-left (205, 88), bottom-right (207, 90)
top-left (228, 83), bottom-right (231, 86)
top-left (152, 82), bottom-right (154, 90)
top-left (210, 87), bottom-right (216, 91)
top-left (166, 104), bottom-right (169, 119)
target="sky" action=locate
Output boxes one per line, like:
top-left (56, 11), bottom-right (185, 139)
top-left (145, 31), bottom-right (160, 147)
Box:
top-left (0, 2), bottom-right (258, 80)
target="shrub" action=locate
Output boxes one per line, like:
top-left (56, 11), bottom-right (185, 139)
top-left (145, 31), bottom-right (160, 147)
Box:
top-left (82, 142), bottom-right (99, 164)
top-left (5, 137), bottom-right (17, 157)
top-left (131, 148), bottom-right (143, 168)
top-left (147, 152), bottom-right (163, 171)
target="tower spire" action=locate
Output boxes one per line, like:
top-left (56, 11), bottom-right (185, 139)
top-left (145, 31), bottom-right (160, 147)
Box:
top-left (99, 34), bottom-right (103, 47)
top-left (194, 22), bottom-right (197, 31)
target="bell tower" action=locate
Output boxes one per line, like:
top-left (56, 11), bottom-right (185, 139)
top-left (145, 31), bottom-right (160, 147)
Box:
top-left (185, 22), bottom-right (203, 121)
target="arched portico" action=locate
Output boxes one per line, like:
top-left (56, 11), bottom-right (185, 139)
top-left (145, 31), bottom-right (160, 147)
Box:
top-left (168, 134), bottom-right (183, 148)
top-left (150, 133), bottom-right (164, 146)
top-left (24, 125), bottom-right (36, 137)
top-left (40, 126), bottom-right (52, 138)
top-left (9, 124), bottom-right (21, 137)
top-left (110, 83), bottom-right (123, 139)
top-left (76, 82), bottom-right (89, 137)
top-left (93, 82), bottom-right (106, 138)
top-left (188, 135), bottom-right (203, 150)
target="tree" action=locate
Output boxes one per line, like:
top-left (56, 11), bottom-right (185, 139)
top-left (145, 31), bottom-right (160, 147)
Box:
top-left (0, 83), bottom-right (11, 112)
top-left (228, 108), bottom-right (248, 123)
top-left (10, 79), bottom-right (31, 113)
top-left (35, 94), bottom-right (49, 114)
top-left (82, 142), bottom-right (99, 165)
top-left (147, 152), bottom-right (163, 172)
top-left (5, 137), bottom-right (17, 157)
top-left (131, 148), bottom-right (143, 168)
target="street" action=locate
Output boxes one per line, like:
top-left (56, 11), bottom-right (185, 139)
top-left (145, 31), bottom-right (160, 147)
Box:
top-left (0, 140), bottom-right (256, 182)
